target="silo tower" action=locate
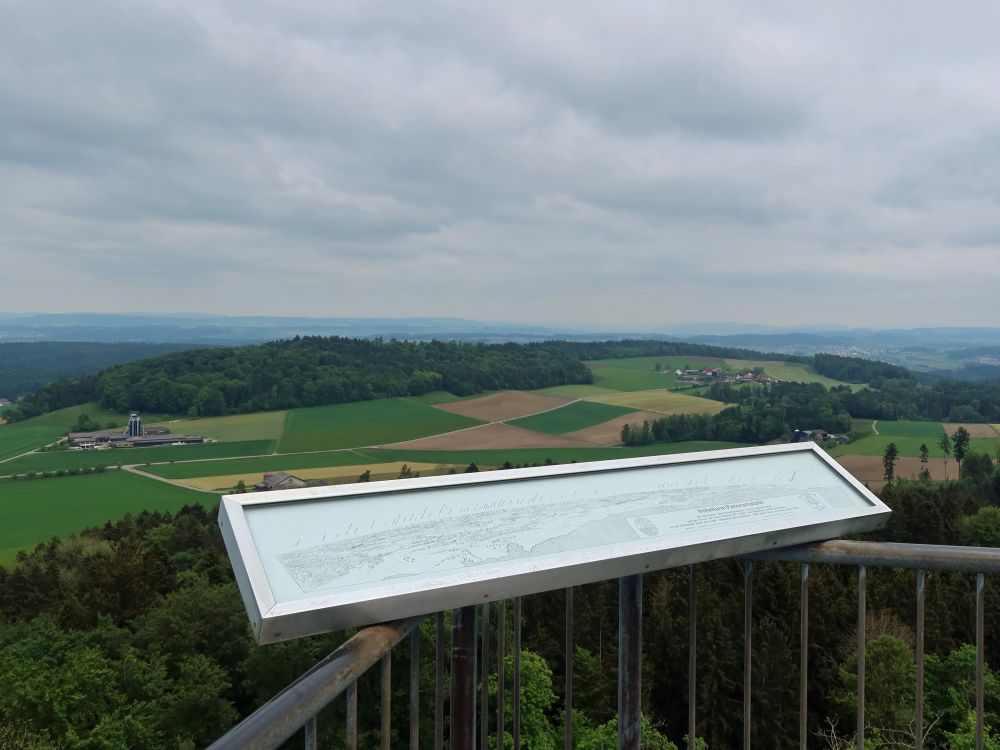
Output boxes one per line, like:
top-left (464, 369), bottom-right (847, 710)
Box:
top-left (126, 412), bottom-right (143, 438)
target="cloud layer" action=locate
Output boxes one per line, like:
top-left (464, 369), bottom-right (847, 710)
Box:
top-left (2, 1), bottom-right (999, 327)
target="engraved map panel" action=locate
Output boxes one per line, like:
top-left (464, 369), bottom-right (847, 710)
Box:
top-left (242, 449), bottom-right (874, 606)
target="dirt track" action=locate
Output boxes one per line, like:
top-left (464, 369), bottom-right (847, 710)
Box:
top-left (434, 391), bottom-right (572, 422)
top-left (385, 422), bottom-right (598, 451)
top-left (566, 411), bottom-right (666, 447)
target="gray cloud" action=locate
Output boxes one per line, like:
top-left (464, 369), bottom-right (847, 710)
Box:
top-left (1, 0), bottom-right (999, 326)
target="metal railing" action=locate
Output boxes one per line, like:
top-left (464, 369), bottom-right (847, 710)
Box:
top-left (208, 541), bottom-right (999, 750)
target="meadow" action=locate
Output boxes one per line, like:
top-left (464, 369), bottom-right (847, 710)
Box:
top-left (145, 410), bottom-right (286, 442)
top-left (507, 401), bottom-right (636, 434)
top-left (146, 448), bottom-right (372, 479)
top-left (0, 472), bottom-right (212, 564)
top-left (276, 398), bottom-right (482, 453)
top-left (589, 389), bottom-right (727, 415)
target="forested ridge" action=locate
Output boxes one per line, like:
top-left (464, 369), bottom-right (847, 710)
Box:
top-left (4, 337), bottom-right (1000, 429)
top-left (1, 466), bottom-right (999, 748)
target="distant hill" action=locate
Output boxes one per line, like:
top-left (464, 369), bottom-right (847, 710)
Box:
top-left (0, 342), bottom-right (199, 400)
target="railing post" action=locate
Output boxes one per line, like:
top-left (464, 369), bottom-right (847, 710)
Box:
top-left (411, 629), bottom-right (420, 750)
top-left (435, 612), bottom-right (445, 750)
top-left (482, 603), bottom-right (491, 750)
top-left (566, 586), bottom-right (574, 750)
top-left (857, 565), bottom-right (866, 750)
top-left (452, 605), bottom-right (477, 750)
top-left (915, 569), bottom-right (925, 750)
top-left (800, 563), bottom-right (809, 750)
top-left (304, 715), bottom-right (317, 750)
top-left (381, 653), bottom-right (392, 750)
top-left (976, 572), bottom-right (985, 750)
top-left (346, 681), bottom-right (358, 750)
top-left (498, 599), bottom-right (506, 749)
top-left (743, 560), bottom-right (753, 750)
top-left (688, 565), bottom-right (697, 750)
top-left (618, 574), bottom-right (643, 750)
top-left (514, 597), bottom-right (522, 750)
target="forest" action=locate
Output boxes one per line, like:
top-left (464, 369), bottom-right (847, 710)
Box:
top-left (1, 461), bottom-right (999, 748)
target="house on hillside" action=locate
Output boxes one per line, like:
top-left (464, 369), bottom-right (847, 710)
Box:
top-left (255, 471), bottom-right (308, 492)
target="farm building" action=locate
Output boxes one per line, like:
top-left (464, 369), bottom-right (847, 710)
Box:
top-left (255, 472), bottom-right (308, 491)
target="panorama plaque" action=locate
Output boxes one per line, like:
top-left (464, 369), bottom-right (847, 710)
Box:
top-left (219, 443), bottom-right (890, 644)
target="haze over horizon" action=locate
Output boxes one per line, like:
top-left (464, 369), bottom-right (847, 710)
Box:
top-left (3, 2), bottom-right (999, 328)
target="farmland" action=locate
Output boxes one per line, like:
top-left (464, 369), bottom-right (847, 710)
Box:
top-left (507, 401), bottom-right (636, 434)
top-left (0, 472), bottom-right (211, 564)
top-left (146, 410), bottom-right (287, 442)
top-left (146, 449), bottom-right (368, 479)
top-left (0, 440), bottom-right (275, 476)
top-left (275, 398), bottom-right (482, 453)
top-left (0, 403), bottom-right (142, 462)
top-left (588, 389), bottom-right (727, 415)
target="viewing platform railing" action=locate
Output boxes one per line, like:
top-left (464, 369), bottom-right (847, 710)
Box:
top-left (206, 540), bottom-right (1000, 750)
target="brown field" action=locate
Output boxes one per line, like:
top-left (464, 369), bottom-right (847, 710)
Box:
top-left (177, 462), bottom-right (450, 491)
top-left (566, 411), bottom-right (667, 447)
top-left (943, 423), bottom-right (999, 438)
top-left (385, 422), bottom-right (598, 451)
top-left (433, 390), bottom-right (573, 422)
top-left (836, 455), bottom-right (954, 489)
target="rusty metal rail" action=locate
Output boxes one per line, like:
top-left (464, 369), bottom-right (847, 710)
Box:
top-left (207, 541), bottom-right (997, 750)
top-left (205, 615), bottom-right (423, 750)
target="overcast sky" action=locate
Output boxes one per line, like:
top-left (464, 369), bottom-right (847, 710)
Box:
top-left (2, 1), bottom-right (999, 328)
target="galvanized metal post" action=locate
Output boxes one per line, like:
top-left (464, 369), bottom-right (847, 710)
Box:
top-left (382, 653), bottom-right (392, 750)
top-left (743, 560), bottom-right (753, 750)
top-left (436, 612), bottom-right (445, 750)
top-left (800, 563), bottom-right (809, 750)
top-left (498, 599), bottom-right (506, 748)
top-left (303, 715), bottom-right (317, 750)
top-left (482, 603), bottom-right (491, 750)
top-left (346, 681), bottom-right (358, 750)
top-left (514, 597), bottom-right (522, 750)
top-left (688, 565), bottom-right (697, 750)
top-left (976, 573), bottom-right (985, 750)
top-left (565, 586), bottom-right (574, 750)
top-left (857, 565), bottom-right (866, 750)
top-left (618, 574), bottom-right (643, 750)
top-left (452, 606), bottom-right (477, 750)
top-left (411, 629), bottom-right (421, 750)
top-left (915, 569), bottom-right (925, 750)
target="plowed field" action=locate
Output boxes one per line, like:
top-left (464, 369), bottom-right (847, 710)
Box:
top-left (943, 423), bottom-right (999, 438)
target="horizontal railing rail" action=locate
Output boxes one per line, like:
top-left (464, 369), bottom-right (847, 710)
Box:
top-left (207, 541), bottom-right (998, 750)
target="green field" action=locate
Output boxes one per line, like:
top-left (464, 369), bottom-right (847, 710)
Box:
top-left (532, 384), bottom-right (621, 398)
top-left (586, 356), bottom-right (726, 372)
top-left (366, 441), bottom-right (749, 468)
top-left (276, 398), bottom-right (482, 453)
top-left (586, 365), bottom-right (681, 392)
top-left (872, 420), bottom-right (946, 439)
top-left (0, 440), bottom-right (275, 476)
top-left (0, 403), bottom-right (157, 463)
top-left (507, 401), bottom-right (637, 434)
top-left (146, 411), bottom-right (286, 442)
top-left (589, 390), bottom-right (727, 415)
top-left (0, 472), bottom-right (213, 564)
top-left (147, 449), bottom-right (369, 479)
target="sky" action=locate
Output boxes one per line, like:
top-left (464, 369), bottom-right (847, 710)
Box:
top-left (2, 1), bottom-right (999, 329)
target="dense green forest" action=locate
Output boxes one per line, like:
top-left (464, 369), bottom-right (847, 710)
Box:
top-left (0, 342), bottom-right (198, 400)
top-left (1, 462), bottom-right (998, 749)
